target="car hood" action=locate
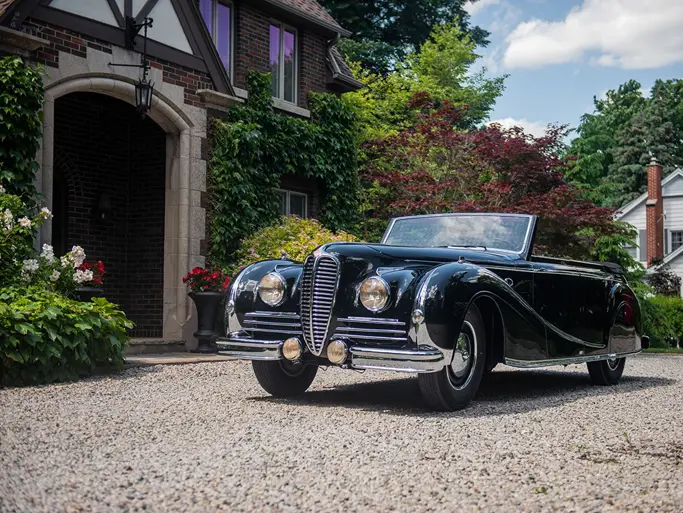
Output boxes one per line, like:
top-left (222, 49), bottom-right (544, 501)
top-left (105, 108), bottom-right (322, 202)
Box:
top-left (322, 242), bottom-right (522, 267)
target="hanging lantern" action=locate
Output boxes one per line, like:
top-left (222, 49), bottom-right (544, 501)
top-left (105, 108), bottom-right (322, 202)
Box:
top-left (135, 76), bottom-right (154, 116)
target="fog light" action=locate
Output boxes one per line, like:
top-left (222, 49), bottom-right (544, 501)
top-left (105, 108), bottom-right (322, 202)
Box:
top-left (411, 309), bottom-right (425, 326)
top-left (327, 340), bottom-right (348, 365)
top-left (282, 337), bottom-right (303, 361)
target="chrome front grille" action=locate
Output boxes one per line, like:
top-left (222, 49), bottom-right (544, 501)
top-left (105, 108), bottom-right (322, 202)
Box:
top-left (334, 317), bottom-right (408, 344)
top-left (243, 311), bottom-right (301, 338)
top-left (300, 254), bottom-right (340, 355)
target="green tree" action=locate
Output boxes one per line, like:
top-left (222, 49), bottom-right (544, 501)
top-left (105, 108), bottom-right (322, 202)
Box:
top-left (319, 0), bottom-right (489, 75)
top-left (344, 21), bottom-right (505, 141)
top-left (565, 80), bottom-right (647, 200)
top-left (607, 93), bottom-right (681, 206)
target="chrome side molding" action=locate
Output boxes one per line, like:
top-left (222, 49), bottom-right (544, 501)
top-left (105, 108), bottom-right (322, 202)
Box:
top-left (505, 350), bottom-right (641, 369)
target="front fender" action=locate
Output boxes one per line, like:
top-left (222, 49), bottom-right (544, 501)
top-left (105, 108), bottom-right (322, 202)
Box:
top-left (226, 259), bottom-right (302, 333)
top-left (411, 262), bottom-right (549, 363)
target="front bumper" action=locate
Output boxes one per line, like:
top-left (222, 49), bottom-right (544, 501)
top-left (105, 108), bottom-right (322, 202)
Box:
top-left (216, 335), bottom-right (446, 373)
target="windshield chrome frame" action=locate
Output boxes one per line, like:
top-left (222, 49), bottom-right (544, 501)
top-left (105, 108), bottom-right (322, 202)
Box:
top-left (380, 213), bottom-right (536, 257)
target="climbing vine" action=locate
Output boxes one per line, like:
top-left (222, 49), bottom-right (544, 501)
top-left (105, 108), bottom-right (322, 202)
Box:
top-left (0, 56), bottom-right (44, 205)
top-left (209, 71), bottom-right (360, 265)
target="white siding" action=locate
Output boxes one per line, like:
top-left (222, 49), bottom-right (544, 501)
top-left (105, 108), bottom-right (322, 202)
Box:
top-left (665, 257), bottom-right (683, 297)
top-left (618, 174), bottom-right (683, 263)
top-left (145, 0), bottom-right (194, 55)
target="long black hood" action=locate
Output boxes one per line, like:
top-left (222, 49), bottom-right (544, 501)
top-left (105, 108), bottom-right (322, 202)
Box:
top-left (322, 242), bottom-right (522, 268)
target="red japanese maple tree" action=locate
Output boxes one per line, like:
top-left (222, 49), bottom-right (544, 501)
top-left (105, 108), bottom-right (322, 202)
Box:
top-left (362, 99), bottom-right (625, 259)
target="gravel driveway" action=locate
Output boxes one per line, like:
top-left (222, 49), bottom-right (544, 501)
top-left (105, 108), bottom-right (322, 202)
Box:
top-left (1, 355), bottom-right (682, 512)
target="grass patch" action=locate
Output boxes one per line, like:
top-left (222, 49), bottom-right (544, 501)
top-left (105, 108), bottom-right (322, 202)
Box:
top-left (644, 347), bottom-right (683, 354)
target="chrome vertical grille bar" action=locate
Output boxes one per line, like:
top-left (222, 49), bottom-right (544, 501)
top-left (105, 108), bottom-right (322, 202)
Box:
top-left (299, 254), bottom-right (339, 355)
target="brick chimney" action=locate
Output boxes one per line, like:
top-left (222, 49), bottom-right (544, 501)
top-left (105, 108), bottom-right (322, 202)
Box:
top-left (646, 157), bottom-right (664, 267)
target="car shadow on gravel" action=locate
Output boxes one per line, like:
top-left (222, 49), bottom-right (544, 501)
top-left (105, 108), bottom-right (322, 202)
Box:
top-left (251, 369), bottom-right (675, 417)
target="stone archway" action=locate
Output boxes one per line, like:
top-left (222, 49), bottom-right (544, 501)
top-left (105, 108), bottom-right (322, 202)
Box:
top-left (39, 75), bottom-right (198, 343)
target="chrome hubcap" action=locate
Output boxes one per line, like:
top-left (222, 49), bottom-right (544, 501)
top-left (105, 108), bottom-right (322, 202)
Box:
top-left (451, 333), bottom-right (472, 379)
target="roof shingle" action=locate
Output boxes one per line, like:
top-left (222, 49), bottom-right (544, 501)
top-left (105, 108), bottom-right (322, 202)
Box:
top-left (271, 0), bottom-right (343, 31)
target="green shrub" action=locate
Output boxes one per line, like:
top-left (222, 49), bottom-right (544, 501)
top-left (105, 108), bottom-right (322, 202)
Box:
top-left (233, 216), bottom-right (357, 272)
top-left (0, 56), bottom-right (44, 203)
top-left (0, 287), bottom-right (133, 386)
top-left (641, 294), bottom-right (683, 348)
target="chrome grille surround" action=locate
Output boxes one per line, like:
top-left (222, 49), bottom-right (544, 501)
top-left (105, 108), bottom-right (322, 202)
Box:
top-left (243, 311), bottom-right (301, 339)
top-left (334, 317), bottom-right (408, 344)
top-left (300, 253), bottom-right (340, 356)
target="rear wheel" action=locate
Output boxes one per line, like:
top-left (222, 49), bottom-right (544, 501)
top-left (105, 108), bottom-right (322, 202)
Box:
top-left (587, 357), bottom-right (625, 385)
top-left (252, 360), bottom-right (318, 397)
top-left (418, 305), bottom-right (486, 411)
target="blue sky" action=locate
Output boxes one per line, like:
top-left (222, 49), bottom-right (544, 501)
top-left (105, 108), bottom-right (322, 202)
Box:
top-left (466, 0), bottom-right (683, 137)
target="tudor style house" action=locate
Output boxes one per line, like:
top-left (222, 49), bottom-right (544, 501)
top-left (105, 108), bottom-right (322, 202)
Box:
top-left (0, 0), bottom-right (360, 350)
top-left (617, 158), bottom-right (683, 296)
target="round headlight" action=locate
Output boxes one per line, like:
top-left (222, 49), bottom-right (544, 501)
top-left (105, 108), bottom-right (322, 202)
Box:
top-left (359, 276), bottom-right (390, 312)
top-left (258, 272), bottom-right (286, 306)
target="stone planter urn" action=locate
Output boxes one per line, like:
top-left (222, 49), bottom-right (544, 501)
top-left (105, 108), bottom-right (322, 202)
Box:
top-left (189, 291), bottom-right (225, 354)
top-left (75, 286), bottom-right (104, 303)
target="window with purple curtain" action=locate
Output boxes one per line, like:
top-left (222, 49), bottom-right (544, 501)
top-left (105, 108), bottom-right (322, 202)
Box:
top-left (200, 0), bottom-right (232, 77)
top-left (270, 23), bottom-right (297, 103)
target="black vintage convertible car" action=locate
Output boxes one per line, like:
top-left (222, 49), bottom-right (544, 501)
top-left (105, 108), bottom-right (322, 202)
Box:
top-left (217, 213), bottom-right (647, 411)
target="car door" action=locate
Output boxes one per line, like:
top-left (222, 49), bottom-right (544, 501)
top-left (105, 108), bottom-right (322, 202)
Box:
top-left (532, 262), bottom-right (611, 358)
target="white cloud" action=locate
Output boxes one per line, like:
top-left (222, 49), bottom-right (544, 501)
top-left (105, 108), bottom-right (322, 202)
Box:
top-left (488, 118), bottom-right (549, 138)
top-left (465, 0), bottom-right (500, 16)
top-left (503, 0), bottom-right (683, 70)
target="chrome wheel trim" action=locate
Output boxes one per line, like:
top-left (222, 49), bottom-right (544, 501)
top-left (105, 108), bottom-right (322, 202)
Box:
top-left (447, 320), bottom-right (477, 391)
top-left (606, 358), bottom-right (620, 371)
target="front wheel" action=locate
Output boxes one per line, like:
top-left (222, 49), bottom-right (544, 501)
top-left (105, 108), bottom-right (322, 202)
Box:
top-left (417, 305), bottom-right (486, 411)
top-left (252, 360), bottom-right (318, 397)
top-left (587, 357), bottom-right (625, 385)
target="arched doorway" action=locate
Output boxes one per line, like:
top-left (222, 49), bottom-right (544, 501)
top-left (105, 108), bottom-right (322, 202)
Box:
top-left (53, 92), bottom-right (166, 338)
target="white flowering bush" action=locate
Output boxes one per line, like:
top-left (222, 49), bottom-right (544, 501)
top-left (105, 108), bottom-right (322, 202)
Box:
top-left (0, 186), bottom-right (102, 295)
top-left (0, 187), bottom-right (52, 288)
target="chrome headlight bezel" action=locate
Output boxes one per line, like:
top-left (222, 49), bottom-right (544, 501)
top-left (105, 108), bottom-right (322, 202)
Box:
top-left (258, 272), bottom-right (287, 307)
top-left (359, 276), bottom-right (390, 312)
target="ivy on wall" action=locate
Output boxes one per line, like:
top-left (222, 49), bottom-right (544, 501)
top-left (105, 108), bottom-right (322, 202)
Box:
top-left (0, 56), bottom-right (44, 205)
top-left (209, 71), bottom-right (360, 265)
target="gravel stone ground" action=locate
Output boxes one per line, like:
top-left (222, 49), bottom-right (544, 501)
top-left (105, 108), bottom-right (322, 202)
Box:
top-left (1, 354), bottom-right (682, 512)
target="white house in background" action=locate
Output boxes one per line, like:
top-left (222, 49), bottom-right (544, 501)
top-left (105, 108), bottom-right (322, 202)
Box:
top-left (616, 159), bottom-right (683, 296)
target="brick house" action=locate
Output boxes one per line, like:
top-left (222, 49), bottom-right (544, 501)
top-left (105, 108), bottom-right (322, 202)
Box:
top-left (0, 0), bottom-right (360, 350)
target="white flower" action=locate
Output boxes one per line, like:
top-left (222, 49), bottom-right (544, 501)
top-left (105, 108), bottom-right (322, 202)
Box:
top-left (70, 246), bottom-right (86, 268)
top-left (39, 207), bottom-right (52, 220)
top-left (0, 185), bottom-right (5, 194)
top-left (22, 259), bottom-right (39, 273)
top-left (50, 270), bottom-right (61, 282)
top-left (41, 244), bottom-right (55, 263)
top-left (2, 209), bottom-right (13, 233)
top-left (60, 255), bottom-right (72, 268)
top-left (18, 217), bottom-right (31, 228)
top-left (73, 269), bottom-right (94, 284)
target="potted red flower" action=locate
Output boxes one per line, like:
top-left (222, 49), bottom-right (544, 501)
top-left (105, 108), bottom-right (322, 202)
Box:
top-left (183, 266), bottom-right (231, 353)
top-left (74, 260), bottom-right (106, 302)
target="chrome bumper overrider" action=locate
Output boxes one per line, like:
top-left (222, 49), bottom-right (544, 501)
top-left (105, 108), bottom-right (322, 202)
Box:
top-left (216, 336), bottom-right (446, 373)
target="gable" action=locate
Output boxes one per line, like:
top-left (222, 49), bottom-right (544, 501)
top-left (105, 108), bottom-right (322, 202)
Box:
top-left (664, 173), bottom-right (683, 195)
top-left (1, 0), bottom-right (234, 95)
top-left (616, 168), bottom-right (683, 219)
top-left (47, 0), bottom-right (192, 54)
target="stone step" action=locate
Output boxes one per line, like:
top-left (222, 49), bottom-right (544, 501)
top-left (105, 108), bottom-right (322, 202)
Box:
top-left (125, 338), bottom-right (187, 355)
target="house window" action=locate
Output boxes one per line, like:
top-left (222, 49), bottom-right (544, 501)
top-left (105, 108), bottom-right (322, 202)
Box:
top-left (672, 231), bottom-right (683, 252)
top-left (277, 189), bottom-right (308, 218)
top-left (624, 246), bottom-right (638, 260)
top-left (200, 0), bottom-right (233, 77)
top-left (269, 23), bottom-right (297, 103)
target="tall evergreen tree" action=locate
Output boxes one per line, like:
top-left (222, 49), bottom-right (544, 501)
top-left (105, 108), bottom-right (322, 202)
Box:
top-left (608, 95), bottom-right (680, 206)
top-left (318, 0), bottom-right (489, 74)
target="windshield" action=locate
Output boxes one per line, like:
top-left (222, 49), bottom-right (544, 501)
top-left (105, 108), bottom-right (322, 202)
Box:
top-left (382, 214), bottom-right (532, 253)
